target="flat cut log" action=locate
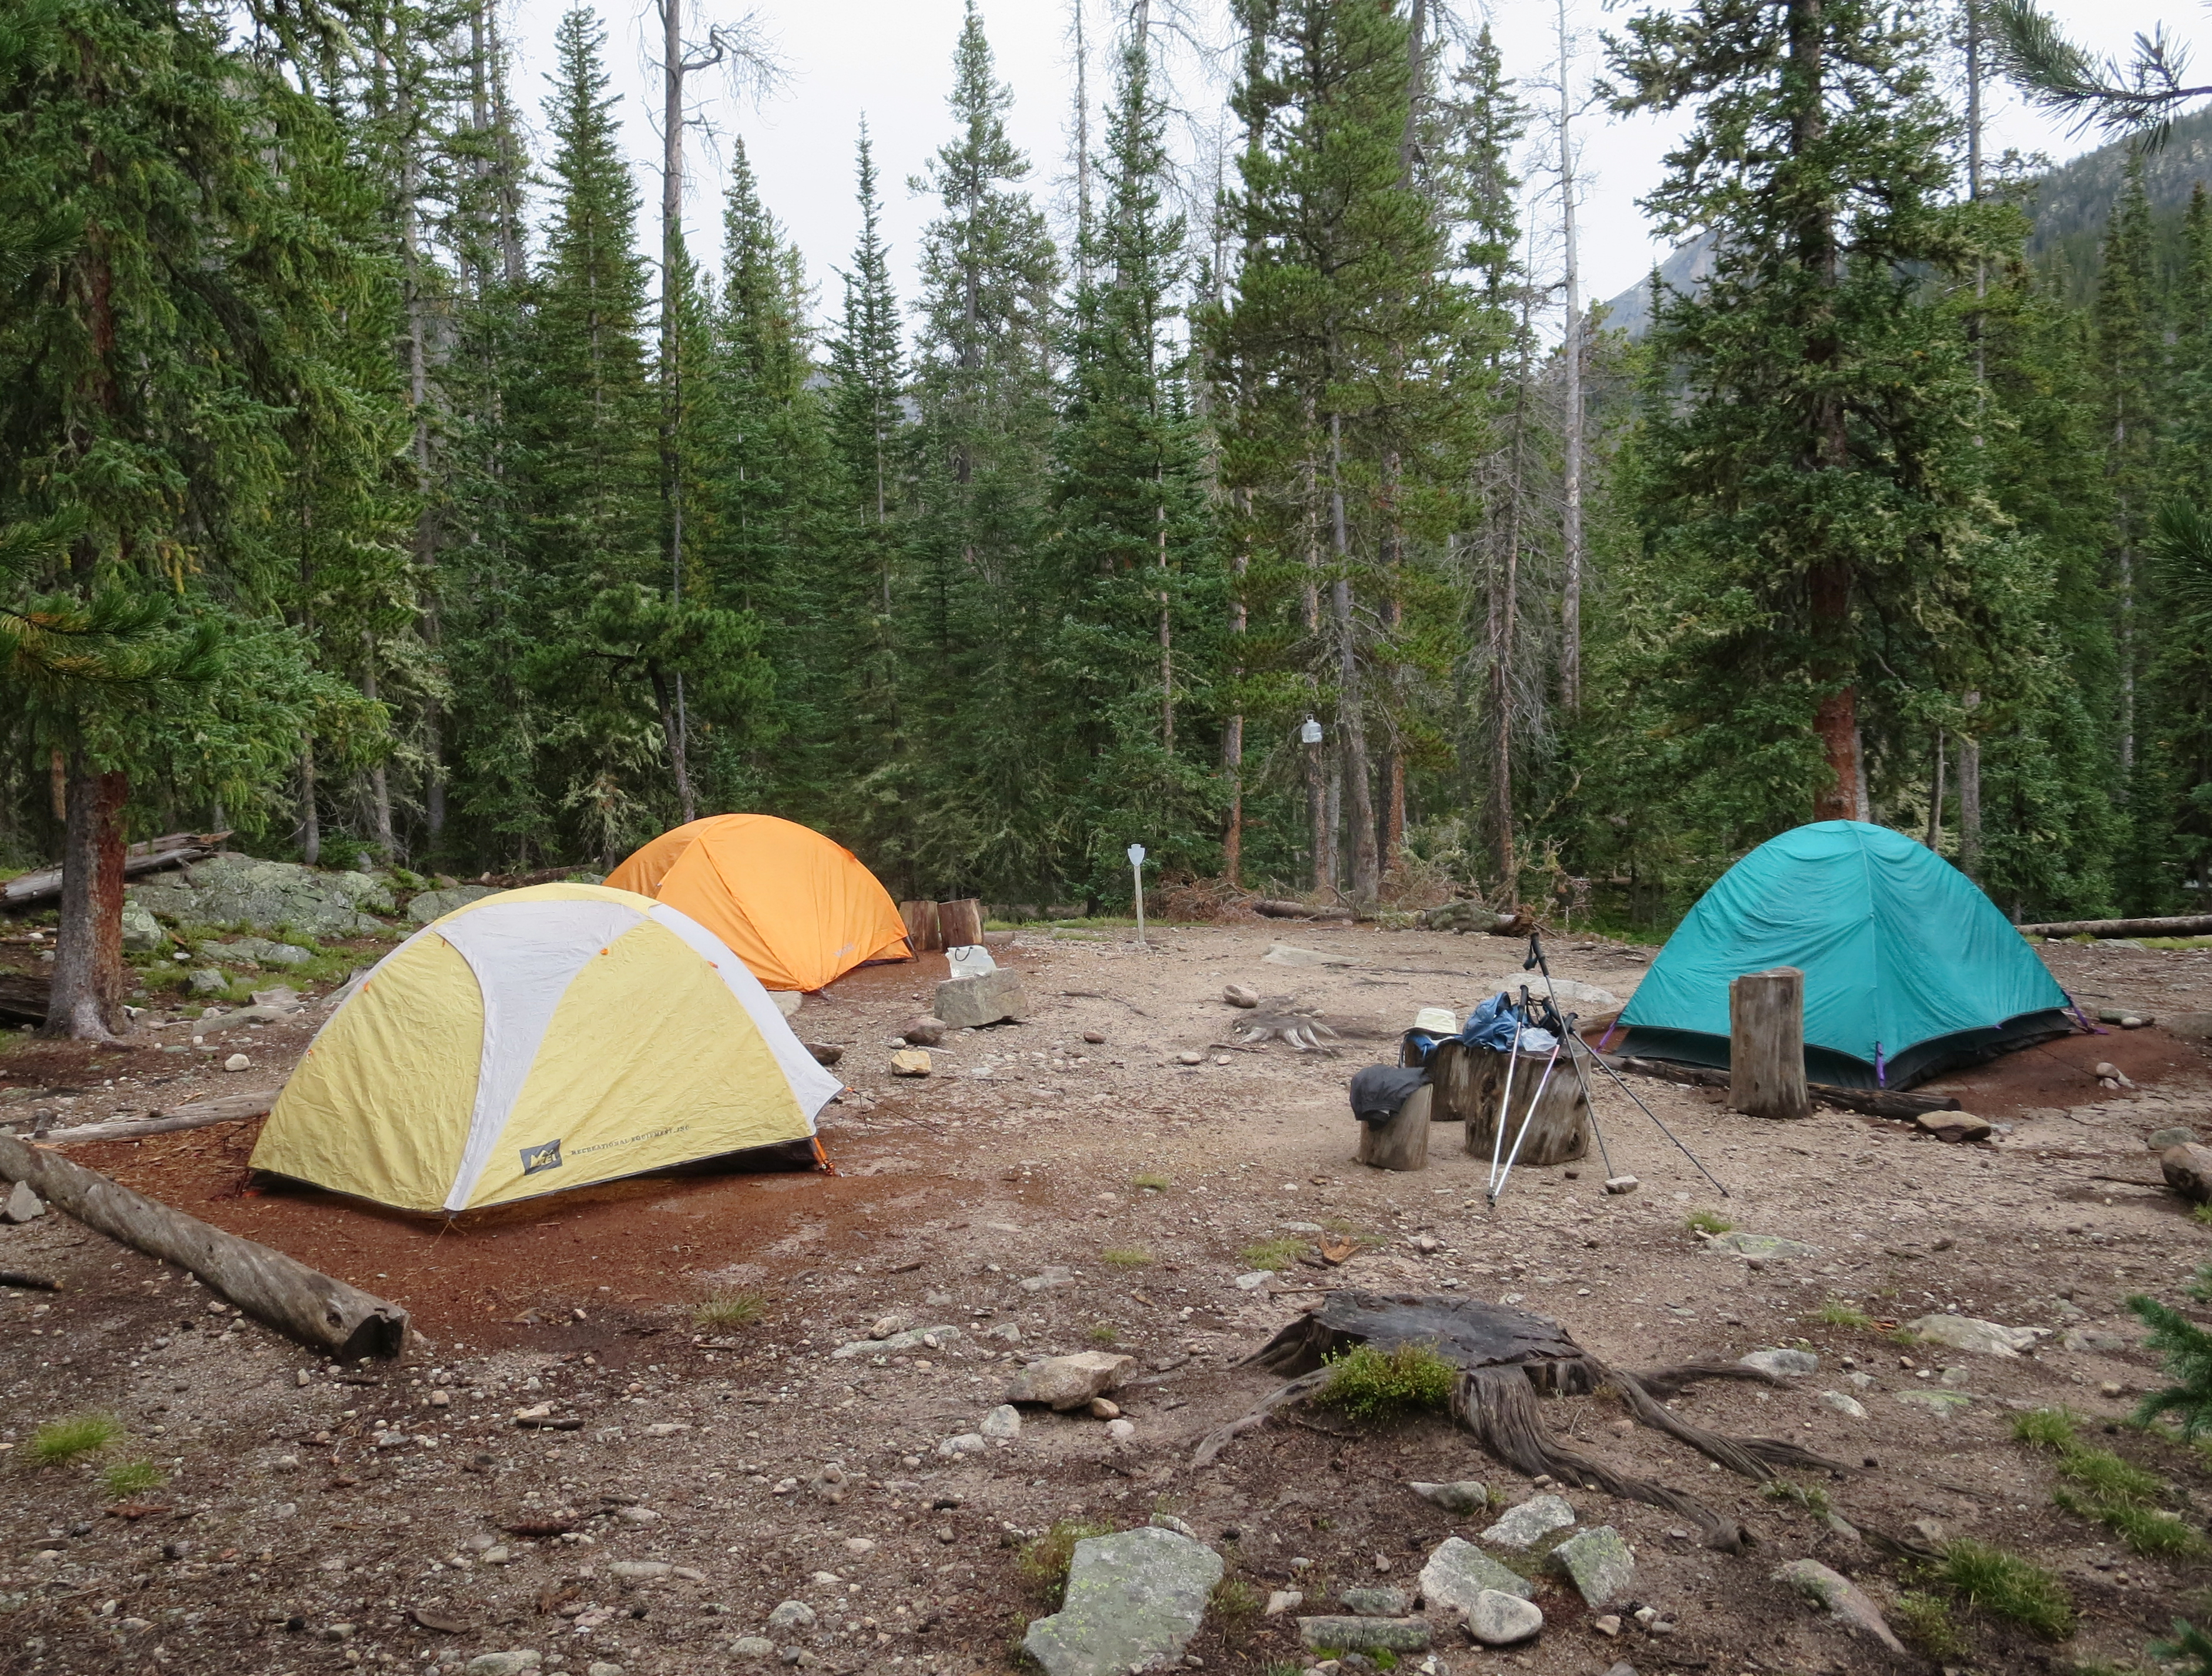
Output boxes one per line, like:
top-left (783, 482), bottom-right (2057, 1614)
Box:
top-left (1355, 1084), bottom-right (1432, 1171)
top-left (1728, 967), bottom-right (1811, 1120)
top-left (0, 1131), bottom-right (405, 1357)
top-left (1465, 1047), bottom-right (1588, 1165)
top-left (899, 900), bottom-right (943, 954)
top-left (936, 899), bottom-right (984, 949)
top-left (2, 832), bottom-right (227, 909)
top-left (35, 1090), bottom-right (278, 1145)
top-left (2014, 913), bottom-right (2212, 939)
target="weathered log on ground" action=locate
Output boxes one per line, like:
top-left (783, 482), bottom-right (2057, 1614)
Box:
top-left (1418, 900), bottom-right (1538, 936)
top-left (1251, 899), bottom-right (1354, 921)
top-left (1729, 967), bottom-right (1811, 1120)
top-left (33, 1090), bottom-right (279, 1145)
top-left (2015, 913), bottom-right (2212, 939)
top-left (1604, 1053), bottom-right (1961, 1118)
top-left (935, 899), bottom-right (984, 949)
top-left (899, 900), bottom-right (942, 954)
top-left (1355, 1084), bottom-right (1431, 1171)
top-left (0, 970), bottom-right (48, 1025)
top-left (2, 831), bottom-right (227, 910)
top-left (0, 1131), bottom-right (406, 1357)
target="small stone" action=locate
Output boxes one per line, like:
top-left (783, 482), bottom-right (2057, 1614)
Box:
top-left (1914, 1112), bottom-right (1992, 1144)
top-left (1408, 1481), bottom-right (1488, 1516)
top-left (937, 1433), bottom-right (986, 1457)
top-left (607, 1562), bottom-right (672, 1581)
top-left (2161, 1142), bottom-right (2212, 1205)
top-left (1338, 1588), bottom-right (1407, 1617)
top-left (2099, 1379), bottom-right (2124, 1398)
top-left (617, 1504), bottom-right (660, 1524)
top-left (1818, 1390), bottom-right (1868, 1418)
top-left (766, 1601), bottom-right (815, 1633)
top-left (1233, 1270), bottom-right (1274, 1290)
top-left (1602, 1175), bottom-right (1639, 1195)
top-left (901, 1018), bottom-right (946, 1047)
top-left (1150, 1514), bottom-right (1197, 1538)
top-left (1465, 1590), bottom-right (1543, 1647)
top-left (464, 1655), bottom-right (542, 1676)
top-left (1017, 1266), bottom-right (1079, 1294)
top-left (1224, 984), bottom-right (1261, 1008)
top-left (1904, 1315), bottom-right (2049, 1357)
top-left (1296, 1617), bottom-right (1431, 1655)
top-left (1106, 1418), bottom-right (1135, 1442)
top-left (870, 1315), bottom-right (908, 1340)
top-left (1082, 1030), bottom-right (1106, 1045)
top-left (981, 1404), bottom-right (1022, 1440)
top-left (481, 1546), bottom-right (511, 1566)
top-left (1, 1181), bottom-right (44, 1224)
top-left (187, 967), bottom-right (227, 995)
top-left (890, 1050), bottom-right (932, 1078)
top-left (936, 1526), bottom-right (956, 1543)
top-left (1776, 1558), bottom-right (1905, 1654)
top-left (1592, 1614), bottom-right (1622, 1637)
top-left (587, 1665), bottom-right (625, 1676)
top-left (844, 1537), bottom-right (876, 1556)
top-left (1004, 1351), bottom-right (1136, 1410)
top-left (1480, 1494), bottom-right (1576, 1550)
top-left (1895, 1388), bottom-right (1972, 1416)
top-left (1265, 1590), bottom-right (1303, 1617)
top-left (1088, 1397), bottom-right (1122, 1420)
top-left (729, 1640), bottom-right (774, 1660)
top-left (223, 1052), bottom-right (251, 1072)
top-left (1175, 1051), bottom-right (1205, 1065)
top-left (934, 969), bottom-right (1028, 1029)
top-left (2061, 1328), bottom-right (2130, 1353)
top-left (1549, 1526), bottom-right (1634, 1608)
top-left (1739, 1348), bottom-right (1818, 1377)
top-left (1702, 1231), bottom-right (1818, 1260)
top-left (2147, 1125), bottom-right (2201, 1151)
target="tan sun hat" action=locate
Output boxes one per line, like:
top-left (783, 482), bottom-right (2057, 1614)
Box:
top-left (1413, 1007), bottom-right (1458, 1034)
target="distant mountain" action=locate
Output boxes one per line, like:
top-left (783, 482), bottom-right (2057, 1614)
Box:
top-left (1602, 107), bottom-right (2212, 334)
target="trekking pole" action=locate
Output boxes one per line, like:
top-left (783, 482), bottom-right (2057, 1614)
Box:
top-left (1567, 1034), bottom-right (1731, 1198)
top-left (1550, 1002), bottom-right (1615, 1179)
top-left (1489, 1035), bottom-right (1565, 1205)
top-left (1486, 993), bottom-right (1526, 1194)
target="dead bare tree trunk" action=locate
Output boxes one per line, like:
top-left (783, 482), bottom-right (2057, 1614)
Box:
top-left (1555, 0), bottom-right (1584, 715)
top-left (1328, 407), bottom-right (1379, 904)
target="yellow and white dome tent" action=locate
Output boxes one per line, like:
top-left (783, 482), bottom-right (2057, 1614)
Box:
top-left (249, 883), bottom-right (841, 1215)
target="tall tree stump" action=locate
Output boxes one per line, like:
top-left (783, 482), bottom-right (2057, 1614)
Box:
top-left (899, 900), bottom-right (942, 954)
top-left (937, 899), bottom-right (984, 948)
top-left (1357, 1084), bottom-right (1432, 1171)
top-left (1465, 1048), bottom-right (1589, 1165)
top-left (1728, 966), bottom-right (1810, 1119)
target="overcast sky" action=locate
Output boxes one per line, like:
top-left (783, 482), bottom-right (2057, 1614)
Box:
top-left (504, 0), bottom-right (2193, 337)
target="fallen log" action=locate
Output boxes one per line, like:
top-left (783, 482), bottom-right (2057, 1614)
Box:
top-left (1418, 900), bottom-right (1538, 936)
top-left (0, 970), bottom-right (47, 1025)
top-left (1604, 1054), bottom-right (1962, 1118)
top-left (0, 1131), bottom-right (406, 1358)
top-left (1251, 899), bottom-right (1354, 922)
top-left (2, 831), bottom-right (227, 910)
top-left (0, 1270), bottom-right (59, 1290)
top-left (33, 1090), bottom-right (279, 1146)
top-left (2014, 913), bottom-right (2212, 939)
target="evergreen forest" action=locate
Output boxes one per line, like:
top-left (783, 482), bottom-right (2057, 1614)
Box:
top-left (8, 0), bottom-right (2212, 1035)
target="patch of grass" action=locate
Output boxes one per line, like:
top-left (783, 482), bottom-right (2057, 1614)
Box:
top-left (2057, 1490), bottom-right (2212, 1559)
top-left (1684, 1208), bottom-right (1734, 1235)
top-left (1100, 1247), bottom-right (1154, 1269)
top-left (1761, 1477), bottom-right (1832, 1516)
top-left (1814, 1298), bottom-right (1873, 1329)
top-left (1209, 1576), bottom-right (1263, 1644)
top-left (1239, 1237), bottom-right (1308, 1271)
top-left (1018, 1520), bottom-right (1112, 1605)
top-left (691, 1290), bottom-right (766, 1330)
top-left (2013, 1407), bottom-right (2085, 1450)
top-left (1927, 1539), bottom-right (2076, 1641)
top-left (1087, 1323), bottom-right (1119, 1345)
top-left (2055, 1446), bottom-right (2164, 1503)
top-left (2151, 1618), bottom-right (2212, 1676)
top-left (1891, 1591), bottom-right (1969, 1661)
top-left (101, 1459), bottom-right (165, 1498)
top-left (1131, 1173), bottom-right (1172, 1192)
top-left (2194, 1202), bottom-right (2212, 1226)
top-left (29, 1413), bottom-right (121, 1467)
top-left (1313, 1342), bottom-right (1458, 1422)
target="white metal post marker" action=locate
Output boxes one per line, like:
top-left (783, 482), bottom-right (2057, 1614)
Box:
top-left (1128, 843), bottom-right (1147, 944)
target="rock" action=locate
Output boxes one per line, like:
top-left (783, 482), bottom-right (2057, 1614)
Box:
top-left (187, 967), bottom-right (228, 995)
top-left (1105, 1418), bottom-right (1135, 1442)
top-left (981, 1405), bottom-right (1022, 1441)
top-left (1592, 1614), bottom-right (1622, 1636)
top-left (1738, 1348), bottom-right (1818, 1377)
top-left (1549, 1526), bottom-right (1634, 1608)
top-left (464, 1655), bottom-right (542, 1676)
top-left (1603, 1175), bottom-right (1640, 1195)
top-left (1, 1181), bottom-right (43, 1224)
top-left (766, 1601), bottom-right (816, 1632)
top-left (1263, 943), bottom-right (1358, 968)
top-left (2148, 1125), bottom-right (2201, 1150)
top-left (2060, 1328), bottom-right (2130, 1353)
top-left (901, 1017), bottom-right (946, 1047)
top-left (934, 969), bottom-right (1028, 1030)
top-left (1021, 1526), bottom-right (1223, 1676)
top-left (1088, 1398), bottom-right (1122, 1420)
top-left (1904, 1315), bottom-right (2049, 1357)
top-left (608, 1562), bottom-right (672, 1581)
top-left (408, 885), bottom-right (502, 924)
top-left (890, 1050), bottom-right (933, 1077)
top-left (830, 1323), bottom-right (962, 1359)
top-left (1223, 984), bottom-right (1261, 1008)
top-left (248, 985), bottom-right (303, 1010)
top-left (2161, 1142), bottom-right (2212, 1204)
top-left (1233, 1271), bottom-right (1274, 1290)
top-left (1019, 1266), bottom-right (1078, 1293)
top-left (937, 1433), bottom-right (986, 1458)
top-left (1338, 1588), bottom-right (1408, 1617)
top-left (120, 900), bottom-right (166, 952)
top-left (729, 1639), bottom-right (774, 1659)
top-left (1295, 1617), bottom-right (1431, 1654)
top-left (1914, 1111), bottom-right (1992, 1144)
top-left (1818, 1390), bottom-right (1868, 1418)
top-left (1149, 1514), bottom-right (1197, 1538)
top-left (869, 1313), bottom-right (908, 1339)
top-left (1703, 1231), bottom-right (1818, 1260)
top-left (1409, 1481), bottom-right (1489, 1516)
top-left (1005, 1352), bottom-right (1136, 1411)
top-left (1174, 1051), bottom-right (1205, 1065)
top-left (207, 936), bottom-right (314, 968)
top-left (588, 1665), bottom-right (625, 1676)
top-left (1480, 1494), bottom-right (1576, 1550)
top-left (1465, 1590), bottom-right (1544, 1647)
top-left (1776, 1558), bottom-right (1905, 1654)
top-left (987, 1321), bottom-right (1023, 1345)
top-left (1265, 1590), bottom-right (1303, 1617)
top-left (1418, 1537), bottom-right (1536, 1616)
top-left (1894, 1389), bottom-right (1972, 1416)
top-left (223, 1053), bottom-right (250, 1072)
top-left (130, 854), bottom-right (392, 940)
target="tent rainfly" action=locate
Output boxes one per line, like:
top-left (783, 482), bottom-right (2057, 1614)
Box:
top-left (249, 884), bottom-right (840, 1214)
top-left (1613, 820), bottom-right (2075, 1090)
top-left (606, 814), bottom-right (911, 993)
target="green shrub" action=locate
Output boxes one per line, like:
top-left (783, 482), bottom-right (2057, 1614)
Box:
top-left (1088, 1323), bottom-right (1119, 1345)
top-left (1890, 1591), bottom-right (1968, 1660)
top-left (1100, 1247), bottom-right (1154, 1268)
top-left (2012, 1407), bottom-right (2083, 1450)
top-left (101, 1459), bottom-right (165, 1497)
top-left (2130, 1266), bottom-right (2212, 1440)
top-left (1314, 1342), bottom-right (1458, 1422)
top-left (29, 1413), bottom-right (121, 1467)
top-left (1684, 1208), bottom-right (1733, 1235)
top-left (1239, 1238), bottom-right (1307, 1271)
top-left (692, 1290), bottom-right (766, 1329)
top-left (1927, 1540), bottom-right (2075, 1640)
top-left (1209, 1576), bottom-right (1262, 1642)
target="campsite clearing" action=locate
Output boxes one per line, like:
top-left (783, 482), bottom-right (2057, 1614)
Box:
top-left (0, 921), bottom-right (2208, 1675)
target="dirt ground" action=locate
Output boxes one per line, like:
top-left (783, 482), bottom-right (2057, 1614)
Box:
top-left (1, 921), bottom-right (2208, 1676)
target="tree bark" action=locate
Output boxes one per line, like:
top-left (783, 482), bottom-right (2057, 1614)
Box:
top-left (935, 899), bottom-right (984, 948)
top-left (42, 755), bottom-right (129, 1041)
top-left (1926, 726), bottom-right (1945, 849)
top-left (361, 641), bottom-right (395, 859)
top-left (1556, 0), bottom-right (1584, 715)
top-left (1958, 695), bottom-right (1982, 880)
top-left (298, 743), bottom-right (320, 866)
top-left (899, 900), bottom-right (943, 953)
top-left (1327, 409), bottom-right (1379, 904)
top-left (1727, 966), bottom-right (1811, 1119)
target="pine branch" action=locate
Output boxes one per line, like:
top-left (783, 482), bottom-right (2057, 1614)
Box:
top-left (1989, 0), bottom-right (2212, 140)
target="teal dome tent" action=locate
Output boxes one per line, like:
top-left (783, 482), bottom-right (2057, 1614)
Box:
top-left (1613, 821), bottom-right (2075, 1090)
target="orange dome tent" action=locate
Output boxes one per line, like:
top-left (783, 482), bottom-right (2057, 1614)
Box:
top-left (606, 814), bottom-right (912, 992)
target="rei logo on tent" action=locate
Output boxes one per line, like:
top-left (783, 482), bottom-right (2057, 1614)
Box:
top-left (519, 1138), bottom-right (563, 1176)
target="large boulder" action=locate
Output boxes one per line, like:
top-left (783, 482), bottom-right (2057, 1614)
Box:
top-left (1022, 1526), bottom-right (1223, 1676)
top-left (408, 884), bottom-right (502, 924)
top-left (934, 969), bottom-right (1028, 1029)
top-left (206, 937), bottom-right (314, 968)
top-left (2161, 1142), bottom-right (2212, 1205)
top-left (1419, 1537), bottom-right (1535, 1615)
top-left (1005, 1352), bottom-right (1136, 1411)
top-left (131, 853), bottom-right (392, 940)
